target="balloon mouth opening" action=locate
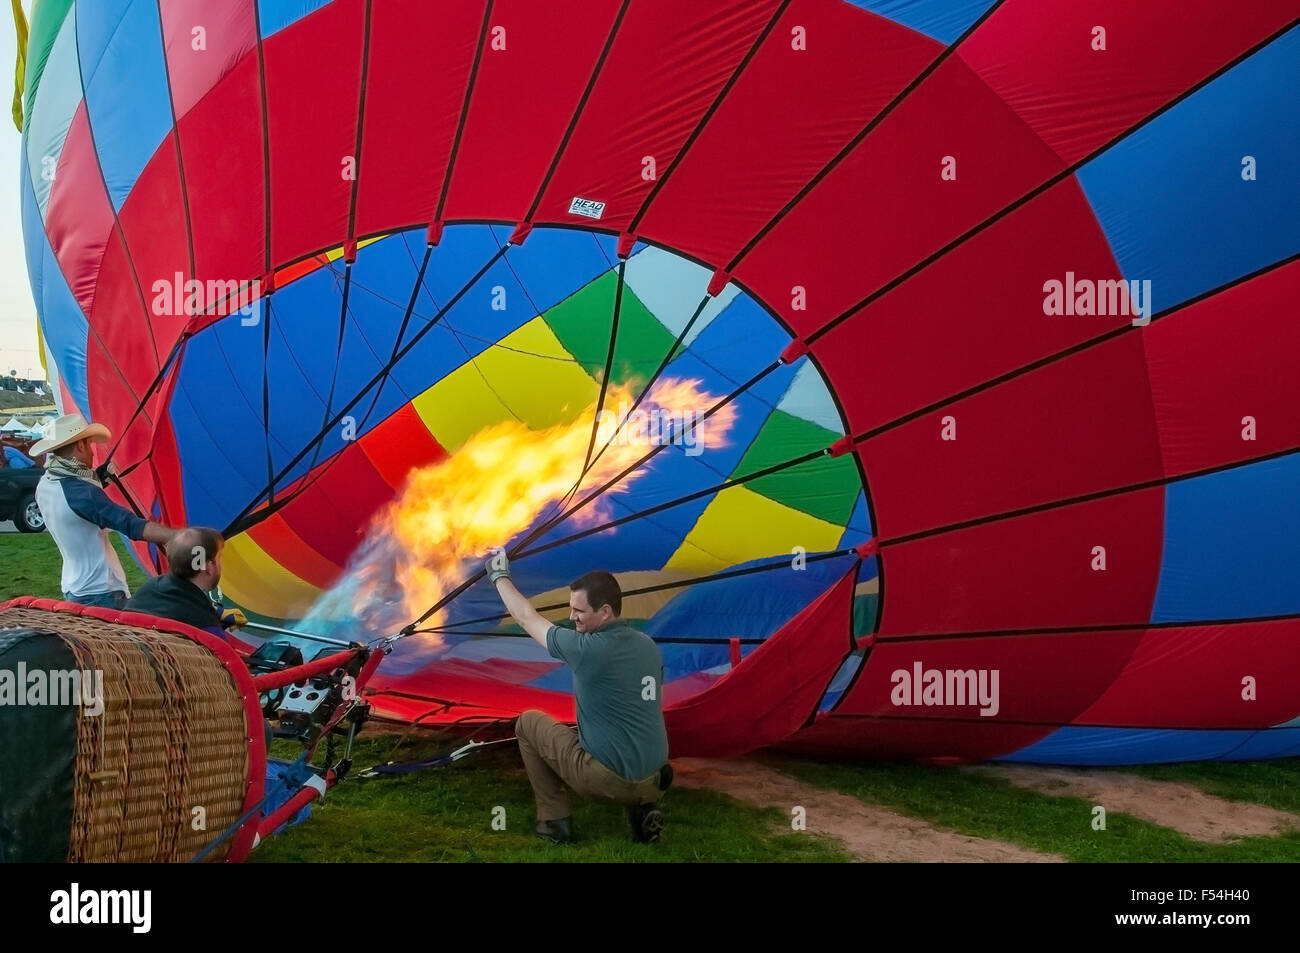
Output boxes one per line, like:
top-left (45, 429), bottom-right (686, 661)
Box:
top-left (152, 225), bottom-right (864, 678)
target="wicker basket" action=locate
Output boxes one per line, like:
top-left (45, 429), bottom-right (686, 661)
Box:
top-left (0, 601), bottom-right (261, 862)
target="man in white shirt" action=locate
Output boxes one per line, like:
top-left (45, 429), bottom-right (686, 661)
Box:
top-left (32, 414), bottom-right (179, 608)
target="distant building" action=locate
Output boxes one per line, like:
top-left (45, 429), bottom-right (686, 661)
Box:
top-left (1, 376), bottom-right (52, 396)
top-left (0, 377), bottom-right (56, 416)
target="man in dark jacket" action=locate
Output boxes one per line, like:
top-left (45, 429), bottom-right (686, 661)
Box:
top-left (126, 526), bottom-right (239, 640)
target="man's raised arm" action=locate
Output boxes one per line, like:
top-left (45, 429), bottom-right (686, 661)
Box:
top-left (486, 549), bottom-right (551, 647)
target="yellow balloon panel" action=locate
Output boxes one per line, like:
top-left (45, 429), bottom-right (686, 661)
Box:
top-left (664, 485), bottom-right (843, 575)
top-left (411, 317), bottom-right (599, 452)
top-left (220, 534), bottom-right (324, 619)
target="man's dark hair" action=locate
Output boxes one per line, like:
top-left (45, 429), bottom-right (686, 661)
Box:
top-left (168, 527), bottom-right (224, 580)
top-left (570, 570), bottom-right (621, 617)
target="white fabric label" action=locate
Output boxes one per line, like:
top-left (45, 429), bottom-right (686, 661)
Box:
top-left (568, 196), bottom-right (606, 220)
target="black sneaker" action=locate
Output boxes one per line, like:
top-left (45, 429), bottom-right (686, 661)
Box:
top-left (628, 804), bottom-right (665, 843)
top-left (536, 817), bottom-right (573, 843)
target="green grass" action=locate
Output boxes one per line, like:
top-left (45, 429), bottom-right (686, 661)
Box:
top-left (771, 755), bottom-right (1300, 862)
top-left (252, 738), bottom-right (848, 863)
top-left (1128, 759), bottom-right (1300, 815)
top-left (4, 529), bottom-right (1299, 861)
top-left (0, 529), bottom-right (147, 601)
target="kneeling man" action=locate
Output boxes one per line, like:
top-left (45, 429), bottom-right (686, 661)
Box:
top-left (486, 551), bottom-right (671, 843)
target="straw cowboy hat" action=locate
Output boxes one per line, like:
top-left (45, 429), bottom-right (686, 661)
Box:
top-left (30, 413), bottom-right (112, 456)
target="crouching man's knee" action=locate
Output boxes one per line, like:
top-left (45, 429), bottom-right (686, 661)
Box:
top-left (515, 709), bottom-right (545, 743)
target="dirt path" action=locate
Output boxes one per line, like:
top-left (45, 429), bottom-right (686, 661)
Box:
top-left (674, 757), bottom-right (1064, 862)
top-left (980, 765), bottom-right (1300, 844)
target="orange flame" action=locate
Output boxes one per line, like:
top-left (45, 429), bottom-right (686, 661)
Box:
top-left (370, 377), bottom-right (736, 626)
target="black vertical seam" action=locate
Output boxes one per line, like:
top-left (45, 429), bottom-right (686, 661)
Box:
top-left (303, 263), bottom-right (355, 483)
top-left (261, 294), bottom-right (275, 505)
top-left (725, 0), bottom-right (1011, 271)
top-left (522, 0), bottom-right (633, 223)
top-left (152, 0), bottom-right (196, 280)
top-left (252, 0), bottom-right (272, 276)
top-left (434, 0), bottom-right (496, 225)
top-left (580, 258), bottom-right (626, 478)
top-left (628, 0), bottom-right (793, 234)
top-left (253, 238), bottom-right (435, 520)
top-left (71, 1), bottom-right (164, 369)
top-left (345, 0), bottom-right (374, 246)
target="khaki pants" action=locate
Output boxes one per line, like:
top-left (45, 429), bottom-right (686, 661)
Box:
top-left (515, 709), bottom-right (663, 822)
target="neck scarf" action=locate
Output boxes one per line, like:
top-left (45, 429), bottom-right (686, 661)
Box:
top-left (45, 453), bottom-right (100, 486)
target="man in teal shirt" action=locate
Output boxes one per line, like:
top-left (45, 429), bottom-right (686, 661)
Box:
top-left (486, 550), bottom-right (671, 843)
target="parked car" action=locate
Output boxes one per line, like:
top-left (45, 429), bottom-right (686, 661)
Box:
top-left (0, 465), bottom-right (44, 532)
